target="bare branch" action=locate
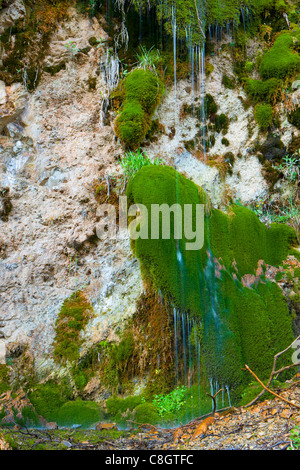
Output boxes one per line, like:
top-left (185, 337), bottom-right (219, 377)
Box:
top-left (244, 364), bottom-right (300, 410)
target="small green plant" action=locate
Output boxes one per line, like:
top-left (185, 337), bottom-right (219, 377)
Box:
top-left (274, 153), bottom-right (300, 184)
top-left (288, 426), bottom-right (300, 450)
top-left (135, 45), bottom-right (160, 72)
top-left (120, 149), bottom-right (162, 181)
top-left (0, 365), bottom-right (10, 394)
top-left (152, 385), bottom-right (187, 417)
top-left (64, 41), bottom-right (81, 56)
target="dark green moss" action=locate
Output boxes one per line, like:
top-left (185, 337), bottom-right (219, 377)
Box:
top-left (205, 93), bottom-right (218, 118)
top-left (214, 113), bottom-right (229, 134)
top-left (259, 133), bottom-right (286, 161)
top-left (222, 74), bottom-right (236, 89)
top-left (44, 62), bottom-right (66, 76)
top-left (222, 137), bottom-right (230, 146)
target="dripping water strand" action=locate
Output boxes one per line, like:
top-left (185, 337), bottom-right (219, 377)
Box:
top-left (172, 4), bottom-right (177, 128)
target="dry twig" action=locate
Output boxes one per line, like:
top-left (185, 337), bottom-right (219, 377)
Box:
top-left (244, 364), bottom-right (300, 410)
top-left (243, 335), bottom-right (300, 407)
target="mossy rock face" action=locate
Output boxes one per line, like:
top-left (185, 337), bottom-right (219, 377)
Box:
top-left (288, 107), bottom-right (300, 130)
top-left (0, 0), bottom-right (71, 90)
top-left (288, 135), bottom-right (300, 155)
top-left (115, 68), bottom-right (163, 149)
top-left (127, 165), bottom-right (296, 396)
top-left (131, 0), bottom-right (281, 46)
top-left (259, 133), bottom-right (286, 161)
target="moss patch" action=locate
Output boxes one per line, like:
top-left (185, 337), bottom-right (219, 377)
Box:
top-left (0, 365), bottom-right (10, 395)
top-left (245, 77), bottom-right (281, 103)
top-left (114, 68), bottom-right (163, 149)
top-left (259, 30), bottom-right (300, 80)
top-left (53, 291), bottom-right (94, 363)
top-left (254, 103), bottom-right (274, 129)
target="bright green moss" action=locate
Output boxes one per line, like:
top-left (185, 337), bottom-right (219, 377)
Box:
top-left (259, 31), bottom-right (300, 80)
top-left (254, 103), bottom-right (273, 129)
top-left (128, 166), bottom-right (295, 308)
top-left (115, 69), bottom-right (163, 150)
top-left (294, 267), bottom-right (300, 277)
top-left (210, 205), bottom-right (295, 276)
top-left (245, 78), bottom-right (280, 102)
top-left (275, 271), bottom-right (284, 281)
top-left (127, 165), bottom-right (208, 314)
top-left (115, 101), bottom-right (147, 150)
top-left (124, 69), bottom-right (163, 115)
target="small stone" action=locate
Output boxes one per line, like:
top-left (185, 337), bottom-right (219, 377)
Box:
top-left (62, 440), bottom-right (72, 448)
top-left (95, 422), bottom-right (117, 431)
top-left (292, 80), bottom-right (300, 90)
top-left (46, 422), bottom-right (58, 430)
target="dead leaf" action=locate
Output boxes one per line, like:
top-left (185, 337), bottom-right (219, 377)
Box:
top-left (173, 428), bottom-right (183, 444)
top-left (280, 409), bottom-right (293, 419)
top-left (191, 416), bottom-right (215, 440)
